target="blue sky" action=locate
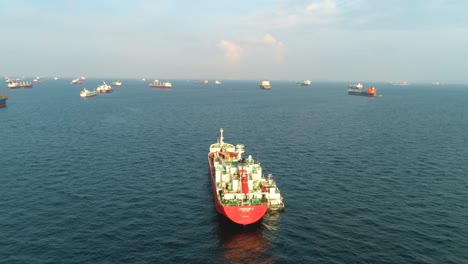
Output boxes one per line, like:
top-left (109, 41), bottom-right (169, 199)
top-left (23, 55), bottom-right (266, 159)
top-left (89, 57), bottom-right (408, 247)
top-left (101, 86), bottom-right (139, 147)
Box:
top-left (1, 0), bottom-right (468, 82)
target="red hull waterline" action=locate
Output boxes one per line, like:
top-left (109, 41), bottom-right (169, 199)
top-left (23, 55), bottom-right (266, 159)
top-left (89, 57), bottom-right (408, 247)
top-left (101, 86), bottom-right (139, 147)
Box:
top-left (208, 154), bottom-right (268, 225)
top-left (150, 85), bottom-right (172, 89)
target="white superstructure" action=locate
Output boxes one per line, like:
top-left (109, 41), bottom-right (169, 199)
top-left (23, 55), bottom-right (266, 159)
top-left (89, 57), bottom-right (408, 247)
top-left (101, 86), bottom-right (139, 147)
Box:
top-left (297, 80), bottom-right (311, 86)
top-left (209, 128), bottom-right (284, 211)
top-left (348, 83), bottom-right (363, 92)
top-left (96, 81), bottom-right (112, 93)
top-left (259, 80), bottom-right (271, 89)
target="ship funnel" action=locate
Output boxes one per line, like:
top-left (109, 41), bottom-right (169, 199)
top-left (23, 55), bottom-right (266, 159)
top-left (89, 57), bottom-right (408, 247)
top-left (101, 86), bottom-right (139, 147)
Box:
top-left (236, 144), bottom-right (245, 160)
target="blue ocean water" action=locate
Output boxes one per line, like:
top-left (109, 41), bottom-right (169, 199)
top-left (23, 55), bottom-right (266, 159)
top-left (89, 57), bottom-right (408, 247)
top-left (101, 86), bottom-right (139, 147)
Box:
top-left (1, 79), bottom-right (467, 263)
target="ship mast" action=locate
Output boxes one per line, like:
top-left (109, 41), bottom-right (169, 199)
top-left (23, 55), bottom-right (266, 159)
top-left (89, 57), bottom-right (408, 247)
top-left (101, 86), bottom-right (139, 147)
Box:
top-left (219, 128), bottom-right (224, 145)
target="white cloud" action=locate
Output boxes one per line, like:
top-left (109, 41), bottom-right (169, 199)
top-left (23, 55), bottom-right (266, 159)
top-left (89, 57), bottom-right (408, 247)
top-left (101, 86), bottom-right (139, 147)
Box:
top-left (244, 33), bottom-right (286, 63)
top-left (214, 33), bottom-right (285, 67)
top-left (252, 34), bottom-right (284, 62)
top-left (306, 0), bottom-right (337, 14)
top-left (243, 33), bottom-right (283, 47)
top-left (259, 34), bottom-right (285, 62)
top-left (262, 34), bottom-right (283, 46)
top-left (217, 40), bottom-right (244, 64)
top-left (231, 0), bottom-right (364, 29)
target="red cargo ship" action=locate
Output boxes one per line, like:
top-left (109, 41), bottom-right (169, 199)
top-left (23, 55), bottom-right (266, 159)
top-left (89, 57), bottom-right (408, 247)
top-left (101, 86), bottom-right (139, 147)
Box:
top-left (208, 129), bottom-right (284, 225)
top-left (348, 83), bottom-right (377, 97)
top-left (0, 90), bottom-right (8, 107)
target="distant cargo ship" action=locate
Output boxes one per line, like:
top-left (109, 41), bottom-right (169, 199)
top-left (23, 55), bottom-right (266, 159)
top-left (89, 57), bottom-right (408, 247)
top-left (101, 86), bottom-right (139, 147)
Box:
top-left (193, 80), bottom-right (209, 85)
top-left (194, 80), bottom-right (222, 85)
top-left (96, 81), bottom-right (112, 93)
top-left (0, 90), bottom-right (8, 107)
top-left (149, 80), bottom-right (172, 89)
top-left (259, 80), bottom-right (271, 90)
top-left (7, 81), bottom-right (33, 89)
top-left (33, 77), bottom-right (45, 83)
top-left (297, 80), bottom-right (311, 86)
top-left (80, 88), bottom-right (97, 98)
top-left (391, 81), bottom-right (410, 86)
top-left (111, 81), bottom-right (122, 86)
top-left (71, 78), bottom-right (84, 85)
top-left (348, 83), bottom-right (377, 97)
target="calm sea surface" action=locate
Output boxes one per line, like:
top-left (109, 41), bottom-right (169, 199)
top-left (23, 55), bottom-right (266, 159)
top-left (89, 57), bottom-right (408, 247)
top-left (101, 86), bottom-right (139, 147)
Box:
top-left (1, 79), bottom-right (467, 263)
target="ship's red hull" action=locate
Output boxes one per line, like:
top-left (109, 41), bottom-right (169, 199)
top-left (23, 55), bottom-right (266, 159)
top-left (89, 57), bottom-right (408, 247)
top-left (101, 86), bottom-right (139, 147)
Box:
top-left (348, 91), bottom-right (376, 97)
top-left (208, 154), bottom-right (268, 225)
top-left (0, 94), bottom-right (7, 107)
